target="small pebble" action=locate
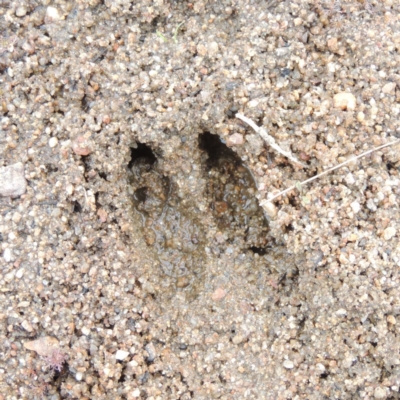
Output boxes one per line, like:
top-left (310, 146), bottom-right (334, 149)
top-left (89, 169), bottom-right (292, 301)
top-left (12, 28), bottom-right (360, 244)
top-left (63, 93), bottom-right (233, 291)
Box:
top-left (232, 334), bottom-right (244, 345)
top-left (208, 41), bottom-right (219, 56)
top-left (357, 111), bottom-right (365, 122)
top-left (227, 133), bottom-right (244, 146)
top-left (12, 212), bottom-right (22, 223)
top-left (382, 82), bottom-right (396, 94)
top-left (294, 18), bottom-right (302, 26)
top-left (97, 208), bottom-right (108, 223)
top-left (262, 201), bottom-right (277, 218)
top-left (3, 248), bottom-right (12, 263)
top-left (129, 360), bottom-right (138, 368)
top-left (176, 276), bottom-right (190, 288)
top-left (72, 136), bottom-right (92, 156)
top-left (52, 208), bottom-right (61, 218)
top-left (81, 326), bottom-right (91, 335)
top-left (145, 343), bottom-right (156, 362)
top-left (316, 363), bottom-right (326, 372)
top-left (0, 163), bottom-right (27, 197)
top-left (115, 350), bottom-right (130, 360)
top-left (383, 227), bottom-right (396, 241)
top-left (345, 173), bottom-right (355, 185)
top-left (66, 183), bottom-right (74, 195)
top-left (387, 315), bottom-right (396, 325)
top-left (327, 37), bottom-right (338, 52)
top-left (4, 269), bottom-right (15, 282)
top-left (333, 92), bottom-right (356, 111)
top-left (326, 133), bottom-right (336, 143)
top-left (21, 320), bottom-right (33, 333)
top-left (49, 137), bottom-right (58, 148)
top-left (350, 201), bottom-right (361, 214)
top-left (283, 360), bottom-right (294, 369)
top-left (374, 386), bottom-right (387, 399)
top-left (131, 389), bottom-right (141, 398)
top-left (15, 6), bottom-right (27, 17)
top-left (212, 287), bottom-right (226, 301)
top-left (16, 268), bottom-right (25, 279)
top-left (248, 100), bottom-right (259, 108)
top-left (46, 6), bottom-right (61, 22)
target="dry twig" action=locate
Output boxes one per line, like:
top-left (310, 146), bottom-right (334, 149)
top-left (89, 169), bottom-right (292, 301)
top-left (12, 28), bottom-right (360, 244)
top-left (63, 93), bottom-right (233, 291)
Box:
top-left (261, 138), bottom-right (400, 206)
top-left (236, 113), bottom-right (307, 167)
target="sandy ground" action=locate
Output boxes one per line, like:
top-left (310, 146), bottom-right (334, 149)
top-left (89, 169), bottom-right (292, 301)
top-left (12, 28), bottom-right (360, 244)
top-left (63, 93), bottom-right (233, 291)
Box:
top-left (1, 0), bottom-right (400, 399)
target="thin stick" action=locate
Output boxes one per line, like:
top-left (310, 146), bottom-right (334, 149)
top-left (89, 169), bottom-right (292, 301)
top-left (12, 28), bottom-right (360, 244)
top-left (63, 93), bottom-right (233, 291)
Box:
top-left (261, 139), bottom-right (400, 205)
top-left (236, 113), bottom-right (307, 167)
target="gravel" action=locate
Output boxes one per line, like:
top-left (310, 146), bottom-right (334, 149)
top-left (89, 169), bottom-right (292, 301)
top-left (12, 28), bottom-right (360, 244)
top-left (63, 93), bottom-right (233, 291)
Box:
top-left (1, 0), bottom-right (400, 399)
top-left (0, 163), bottom-right (26, 197)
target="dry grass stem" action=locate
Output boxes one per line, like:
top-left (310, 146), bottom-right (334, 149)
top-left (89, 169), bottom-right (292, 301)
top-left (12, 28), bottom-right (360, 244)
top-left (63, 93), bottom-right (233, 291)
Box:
top-left (236, 113), bottom-right (307, 167)
top-left (261, 138), bottom-right (400, 206)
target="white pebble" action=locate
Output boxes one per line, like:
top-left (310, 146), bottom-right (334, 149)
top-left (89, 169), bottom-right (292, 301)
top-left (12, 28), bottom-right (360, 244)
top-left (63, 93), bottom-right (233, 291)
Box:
top-left (262, 201), bottom-right (277, 218)
top-left (326, 133), bottom-right (336, 143)
top-left (283, 360), bottom-right (294, 369)
top-left (208, 41), bottom-right (219, 56)
top-left (46, 6), bottom-right (61, 21)
top-left (4, 270), bottom-right (15, 282)
top-left (374, 386), bottom-right (387, 399)
top-left (333, 92), bottom-right (356, 111)
top-left (382, 82), bottom-right (396, 94)
top-left (12, 212), bottom-right (22, 223)
top-left (16, 268), bottom-right (25, 279)
top-left (128, 359), bottom-right (138, 367)
top-left (131, 388), bottom-right (141, 398)
top-left (345, 173), bottom-right (355, 185)
top-left (3, 248), bottom-right (12, 262)
top-left (0, 163), bottom-right (27, 197)
top-left (49, 137), bottom-right (58, 148)
top-left (81, 326), bottom-right (91, 335)
top-left (357, 111), bottom-right (365, 122)
top-left (115, 350), bottom-right (130, 360)
top-left (383, 227), bottom-right (396, 241)
top-left (336, 308), bottom-right (347, 316)
top-left (15, 6), bottom-right (27, 17)
top-left (350, 201), bottom-right (360, 214)
top-left (316, 363), bottom-right (325, 372)
top-left (66, 183), bottom-right (74, 195)
top-left (248, 100), bottom-right (259, 108)
top-left (21, 320), bottom-right (33, 332)
top-left (367, 198), bottom-right (377, 212)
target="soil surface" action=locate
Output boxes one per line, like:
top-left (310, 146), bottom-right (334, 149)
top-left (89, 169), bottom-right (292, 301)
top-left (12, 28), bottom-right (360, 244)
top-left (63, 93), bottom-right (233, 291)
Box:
top-left (1, 0), bottom-right (400, 399)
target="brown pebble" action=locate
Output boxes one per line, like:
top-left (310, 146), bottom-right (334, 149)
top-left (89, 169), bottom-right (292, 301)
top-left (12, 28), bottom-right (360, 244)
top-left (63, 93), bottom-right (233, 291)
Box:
top-left (215, 201), bottom-right (228, 214)
top-left (327, 37), bottom-right (338, 52)
top-left (72, 136), bottom-right (93, 156)
top-left (299, 152), bottom-right (310, 161)
top-left (176, 276), bottom-right (190, 288)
